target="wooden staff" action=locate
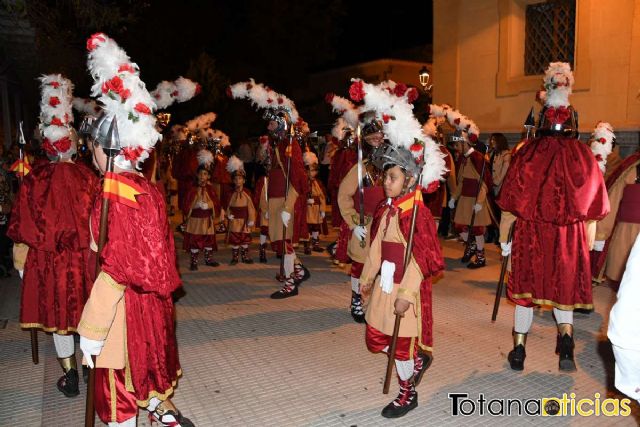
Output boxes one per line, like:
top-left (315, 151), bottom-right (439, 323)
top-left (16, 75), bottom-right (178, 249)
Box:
top-left (277, 125), bottom-right (294, 280)
top-left (491, 222), bottom-right (515, 322)
top-left (86, 117), bottom-right (120, 427)
top-left (463, 144), bottom-right (491, 256)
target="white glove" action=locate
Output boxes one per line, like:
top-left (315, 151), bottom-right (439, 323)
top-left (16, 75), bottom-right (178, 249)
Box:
top-left (18, 270), bottom-right (23, 279)
top-left (281, 211), bottom-right (291, 227)
top-left (198, 201), bottom-right (209, 210)
top-left (320, 211), bottom-right (326, 219)
top-left (264, 211), bottom-right (269, 220)
top-left (353, 225), bottom-right (367, 242)
top-left (227, 214), bottom-right (235, 220)
top-left (307, 198), bottom-right (315, 205)
top-left (247, 221), bottom-right (255, 227)
top-left (500, 242), bottom-right (512, 257)
top-left (380, 260), bottom-right (396, 295)
top-left (592, 240), bottom-right (605, 252)
top-left (473, 203), bottom-right (482, 213)
top-left (80, 336), bottom-right (104, 369)
top-left (448, 198), bottom-right (456, 209)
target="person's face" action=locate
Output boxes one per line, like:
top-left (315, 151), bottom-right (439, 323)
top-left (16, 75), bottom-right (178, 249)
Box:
top-left (383, 166), bottom-right (408, 198)
top-left (307, 166), bottom-right (319, 179)
top-left (489, 137), bottom-right (496, 149)
top-left (233, 174), bottom-right (245, 188)
top-left (197, 169), bottom-right (210, 186)
top-left (90, 141), bottom-right (108, 175)
top-left (364, 131), bottom-right (384, 148)
top-left (267, 120), bottom-right (278, 132)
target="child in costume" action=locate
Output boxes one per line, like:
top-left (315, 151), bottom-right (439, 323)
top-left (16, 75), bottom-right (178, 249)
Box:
top-left (225, 155), bottom-right (257, 264)
top-left (302, 151), bottom-right (327, 254)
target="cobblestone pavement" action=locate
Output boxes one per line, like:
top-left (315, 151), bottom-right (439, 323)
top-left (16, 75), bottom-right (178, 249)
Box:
top-left (1, 228), bottom-right (638, 426)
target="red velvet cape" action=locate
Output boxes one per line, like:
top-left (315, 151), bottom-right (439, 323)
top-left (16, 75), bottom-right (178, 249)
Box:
top-left (8, 162), bottom-right (99, 332)
top-left (328, 148), bottom-right (357, 227)
top-left (91, 172), bottom-right (182, 401)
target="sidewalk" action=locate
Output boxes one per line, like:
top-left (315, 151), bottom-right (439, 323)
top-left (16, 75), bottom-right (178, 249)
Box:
top-left (0, 230), bottom-right (638, 426)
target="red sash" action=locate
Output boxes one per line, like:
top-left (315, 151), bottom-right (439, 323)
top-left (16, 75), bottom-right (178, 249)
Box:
top-left (381, 241), bottom-right (405, 283)
top-left (618, 184), bottom-right (640, 223)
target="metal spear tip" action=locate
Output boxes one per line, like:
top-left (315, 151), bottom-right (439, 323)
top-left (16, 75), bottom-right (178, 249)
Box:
top-left (524, 106), bottom-right (535, 129)
top-left (103, 116), bottom-right (121, 154)
top-left (17, 121), bottom-right (26, 146)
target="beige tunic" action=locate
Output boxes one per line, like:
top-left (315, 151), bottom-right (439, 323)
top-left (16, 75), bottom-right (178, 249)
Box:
top-left (257, 177), bottom-right (269, 227)
top-left (226, 190), bottom-right (257, 233)
top-left (185, 188), bottom-right (217, 235)
top-left (360, 207), bottom-right (424, 338)
top-left (491, 150), bottom-right (511, 194)
top-left (264, 190), bottom-right (298, 242)
top-left (306, 179), bottom-right (326, 225)
top-left (337, 162), bottom-right (383, 263)
top-left (596, 164), bottom-right (640, 281)
top-left (453, 155), bottom-right (492, 226)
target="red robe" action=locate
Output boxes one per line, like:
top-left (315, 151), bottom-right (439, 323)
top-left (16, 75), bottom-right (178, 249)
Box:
top-left (423, 145), bottom-right (453, 219)
top-left (8, 162), bottom-right (99, 333)
top-left (91, 172), bottom-right (181, 402)
top-left (171, 145), bottom-right (199, 214)
top-left (328, 148), bottom-right (357, 227)
top-left (498, 136), bottom-right (610, 309)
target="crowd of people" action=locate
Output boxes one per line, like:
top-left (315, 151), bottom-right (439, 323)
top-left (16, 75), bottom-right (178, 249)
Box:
top-left (2, 31), bottom-right (639, 426)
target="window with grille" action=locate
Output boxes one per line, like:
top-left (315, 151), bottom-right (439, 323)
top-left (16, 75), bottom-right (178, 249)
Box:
top-left (524, 0), bottom-right (576, 76)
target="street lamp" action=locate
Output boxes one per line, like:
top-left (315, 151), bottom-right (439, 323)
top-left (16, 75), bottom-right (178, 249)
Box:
top-left (418, 65), bottom-right (433, 94)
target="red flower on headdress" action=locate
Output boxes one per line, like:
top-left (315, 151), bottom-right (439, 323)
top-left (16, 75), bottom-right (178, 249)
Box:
top-left (393, 83), bottom-right (408, 98)
top-left (102, 76), bottom-right (124, 95)
top-left (195, 83), bottom-right (202, 95)
top-left (171, 90), bottom-right (179, 97)
top-left (453, 117), bottom-right (461, 125)
top-left (245, 83), bottom-right (253, 90)
top-left (49, 81), bottom-right (60, 89)
top-left (349, 80), bottom-right (365, 102)
top-left (49, 97), bottom-right (60, 107)
top-left (277, 97), bottom-right (284, 105)
top-left (382, 114), bottom-right (394, 123)
top-left (469, 133), bottom-right (478, 143)
top-left (266, 98), bottom-right (273, 104)
top-left (598, 137), bottom-right (607, 144)
top-left (410, 142), bottom-right (423, 153)
top-left (226, 87), bottom-right (233, 98)
top-left (118, 63), bottom-right (136, 73)
top-left (50, 117), bottom-right (64, 126)
top-left (119, 89), bottom-right (131, 101)
top-left (87, 33), bottom-right (106, 51)
top-left (325, 93), bottom-right (335, 104)
top-left (42, 137), bottom-right (72, 156)
top-left (134, 103), bottom-right (151, 115)
top-left (406, 87), bottom-right (419, 104)
top-left (595, 154), bottom-right (603, 161)
top-left (544, 106), bottom-right (571, 126)
top-left (122, 146), bottom-right (145, 162)
top-left (424, 180), bottom-right (440, 194)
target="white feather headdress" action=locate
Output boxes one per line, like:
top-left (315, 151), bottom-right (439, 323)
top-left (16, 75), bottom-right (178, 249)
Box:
top-left (226, 155), bottom-right (244, 174)
top-left (590, 121), bottom-right (615, 174)
top-left (543, 62), bottom-right (574, 108)
top-left (197, 149), bottom-right (214, 167)
top-left (228, 78), bottom-right (300, 123)
top-left (325, 93), bottom-right (360, 129)
top-left (86, 33), bottom-right (161, 166)
top-left (72, 97), bottom-right (101, 116)
top-left (428, 104), bottom-right (480, 143)
top-left (349, 78), bottom-right (446, 187)
top-left (150, 76), bottom-right (200, 109)
top-left (39, 74), bottom-right (75, 157)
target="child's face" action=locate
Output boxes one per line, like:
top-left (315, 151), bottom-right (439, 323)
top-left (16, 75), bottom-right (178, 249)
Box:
top-left (233, 174), bottom-right (245, 188)
top-left (383, 165), bottom-right (407, 198)
top-left (307, 166), bottom-right (318, 179)
top-left (197, 170), bottom-right (210, 186)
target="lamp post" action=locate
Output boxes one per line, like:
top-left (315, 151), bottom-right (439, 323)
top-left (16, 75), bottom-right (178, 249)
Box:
top-left (418, 65), bottom-right (433, 103)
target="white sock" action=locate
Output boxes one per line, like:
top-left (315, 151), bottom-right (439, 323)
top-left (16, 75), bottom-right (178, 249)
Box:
top-left (108, 416), bottom-right (137, 427)
top-left (460, 231), bottom-right (468, 242)
top-left (514, 305), bottom-right (533, 334)
top-left (147, 397), bottom-right (162, 412)
top-left (351, 276), bottom-right (360, 293)
top-left (232, 245), bottom-right (239, 250)
top-left (475, 235), bottom-right (485, 250)
top-left (260, 235), bottom-right (267, 245)
top-left (242, 244), bottom-right (248, 249)
top-left (395, 359), bottom-right (415, 381)
top-left (312, 231), bottom-right (319, 239)
top-left (553, 308), bottom-right (573, 326)
top-left (53, 333), bottom-right (75, 358)
top-left (284, 254), bottom-right (295, 277)
top-left (204, 247), bottom-right (213, 251)
top-left (190, 249), bottom-right (199, 254)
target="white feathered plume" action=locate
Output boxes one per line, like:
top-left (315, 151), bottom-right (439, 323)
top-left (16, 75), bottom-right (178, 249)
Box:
top-left (543, 62), bottom-right (574, 108)
top-left (325, 93), bottom-right (360, 128)
top-left (151, 76), bottom-right (200, 109)
top-left (590, 121), bottom-right (615, 174)
top-left (39, 74), bottom-right (75, 157)
top-left (186, 112), bottom-right (217, 132)
top-left (303, 151), bottom-right (318, 166)
top-left (228, 78), bottom-right (300, 123)
top-left (428, 104), bottom-right (480, 143)
top-left (226, 155), bottom-right (244, 174)
top-left (86, 32), bottom-right (161, 166)
top-left (349, 78), bottom-right (446, 187)
top-left (197, 149), bottom-right (214, 167)
top-left (72, 97), bottom-right (101, 116)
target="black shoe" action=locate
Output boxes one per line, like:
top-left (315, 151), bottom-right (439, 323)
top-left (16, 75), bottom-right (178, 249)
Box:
top-left (461, 242), bottom-right (476, 263)
top-left (293, 264), bottom-right (311, 285)
top-left (467, 258), bottom-right (486, 269)
top-left (149, 403), bottom-right (195, 427)
top-left (556, 333), bottom-right (577, 372)
top-left (189, 261), bottom-right (198, 271)
top-left (381, 380), bottom-right (418, 419)
top-left (56, 369), bottom-right (80, 398)
top-left (205, 259), bottom-right (220, 267)
top-left (270, 282), bottom-right (298, 299)
top-left (350, 291), bottom-right (365, 323)
top-left (508, 344), bottom-right (526, 371)
top-left (412, 352), bottom-right (433, 387)
top-left (259, 245), bottom-right (268, 263)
